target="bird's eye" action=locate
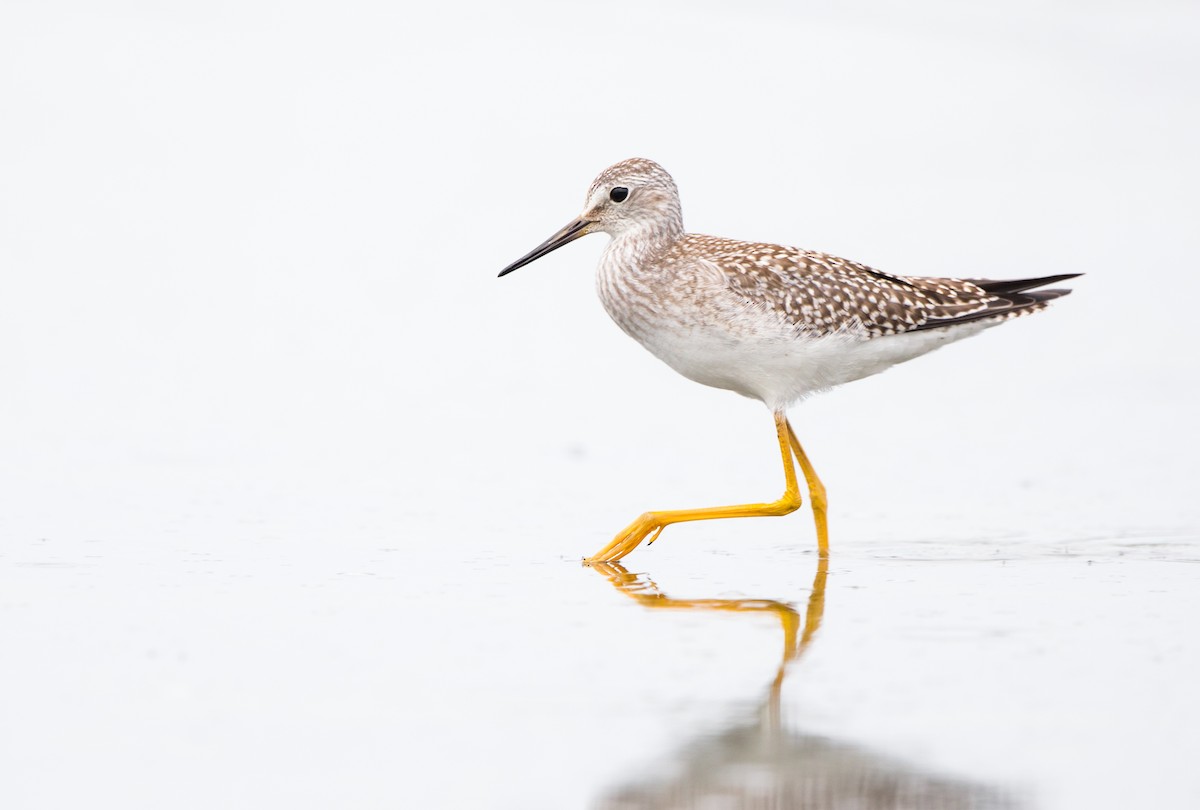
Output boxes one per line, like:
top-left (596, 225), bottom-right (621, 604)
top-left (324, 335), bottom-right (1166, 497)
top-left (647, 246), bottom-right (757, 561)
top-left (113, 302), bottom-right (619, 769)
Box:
top-left (609, 187), bottom-right (629, 203)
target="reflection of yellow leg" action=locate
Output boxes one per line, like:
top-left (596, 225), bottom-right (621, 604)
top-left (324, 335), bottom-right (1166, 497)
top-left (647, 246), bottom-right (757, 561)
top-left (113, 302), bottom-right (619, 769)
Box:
top-left (587, 560), bottom-right (804, 661)
top-left (588, 554), bottom-right (828, 709)
top-left (586, 411), bottom-right (801, 564)
top-left (799, 554), bottom-right (828, 650)
top-left (785, 418), bottom-right (829, 559)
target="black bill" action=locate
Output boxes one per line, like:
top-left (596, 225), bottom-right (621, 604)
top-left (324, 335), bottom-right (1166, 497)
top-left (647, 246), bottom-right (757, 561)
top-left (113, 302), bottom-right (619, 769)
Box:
top-left (498, 218), bottom-right (592, 277)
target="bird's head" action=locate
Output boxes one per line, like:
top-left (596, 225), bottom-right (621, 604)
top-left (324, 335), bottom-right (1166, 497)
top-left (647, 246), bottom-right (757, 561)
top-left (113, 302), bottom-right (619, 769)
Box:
top-left (498, 158), bottom-right (683, 277)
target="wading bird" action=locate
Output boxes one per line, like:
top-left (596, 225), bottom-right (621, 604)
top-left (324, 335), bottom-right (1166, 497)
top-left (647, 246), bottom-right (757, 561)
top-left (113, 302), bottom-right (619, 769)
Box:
top-left (499, 159), bottom-right (1077, 563)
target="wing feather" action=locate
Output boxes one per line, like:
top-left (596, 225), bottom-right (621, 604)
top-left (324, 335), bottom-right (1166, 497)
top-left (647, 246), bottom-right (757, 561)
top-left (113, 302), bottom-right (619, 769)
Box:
top-left (675, 235), bottom-right (1076, 337)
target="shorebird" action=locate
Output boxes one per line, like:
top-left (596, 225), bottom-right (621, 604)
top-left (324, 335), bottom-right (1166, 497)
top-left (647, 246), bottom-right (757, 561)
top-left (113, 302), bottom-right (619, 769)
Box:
top-left (498, 158), bottom-right (1077, 563)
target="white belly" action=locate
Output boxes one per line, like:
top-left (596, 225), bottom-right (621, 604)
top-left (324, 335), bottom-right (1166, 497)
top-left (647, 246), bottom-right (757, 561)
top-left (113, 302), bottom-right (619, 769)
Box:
top-left (634, 318), bottom-right (992, 411)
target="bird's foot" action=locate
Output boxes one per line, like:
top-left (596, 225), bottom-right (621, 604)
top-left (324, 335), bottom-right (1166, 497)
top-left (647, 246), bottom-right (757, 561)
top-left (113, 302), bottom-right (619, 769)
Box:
top-left (584, 512), bottom-right (667, 564)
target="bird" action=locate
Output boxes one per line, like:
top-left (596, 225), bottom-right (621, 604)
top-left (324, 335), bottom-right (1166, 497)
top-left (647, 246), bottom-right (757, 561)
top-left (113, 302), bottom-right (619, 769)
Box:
top-left (498, 158), bottom-right (1078, 563)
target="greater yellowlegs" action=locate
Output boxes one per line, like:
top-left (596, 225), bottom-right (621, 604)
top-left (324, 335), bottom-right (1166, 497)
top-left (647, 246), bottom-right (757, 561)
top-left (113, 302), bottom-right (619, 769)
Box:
top-left (499, 158), bottom-right (1078, 563)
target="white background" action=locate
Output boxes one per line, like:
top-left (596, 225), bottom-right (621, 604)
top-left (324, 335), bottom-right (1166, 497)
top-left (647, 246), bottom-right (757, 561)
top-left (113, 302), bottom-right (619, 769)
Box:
top-left (2, 2), bottom-right (1199, 808)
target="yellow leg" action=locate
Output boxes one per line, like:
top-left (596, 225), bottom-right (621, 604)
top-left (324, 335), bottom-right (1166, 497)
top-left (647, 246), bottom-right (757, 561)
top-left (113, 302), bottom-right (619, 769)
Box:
top-left (785, 418), bottom-right (829, 559)
top-left (585, 411), bottom-right (802, 563)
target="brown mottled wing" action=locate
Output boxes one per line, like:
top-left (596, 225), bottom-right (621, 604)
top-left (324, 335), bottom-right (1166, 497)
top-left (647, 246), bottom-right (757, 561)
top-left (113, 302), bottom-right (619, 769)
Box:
top-left (685, 235), bottom-right (1074, 337)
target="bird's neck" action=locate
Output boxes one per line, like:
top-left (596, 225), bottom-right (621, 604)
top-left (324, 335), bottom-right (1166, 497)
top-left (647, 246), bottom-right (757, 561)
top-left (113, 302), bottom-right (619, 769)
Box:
top-left (595, 220), bottom-right (686, 345)
top-left (603, 219), bottom-right (683, 275)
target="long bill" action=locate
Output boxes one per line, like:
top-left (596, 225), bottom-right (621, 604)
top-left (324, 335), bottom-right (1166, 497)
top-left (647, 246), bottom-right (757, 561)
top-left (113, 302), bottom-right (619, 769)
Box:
top-left (498, 218), bottom-right (591, 277)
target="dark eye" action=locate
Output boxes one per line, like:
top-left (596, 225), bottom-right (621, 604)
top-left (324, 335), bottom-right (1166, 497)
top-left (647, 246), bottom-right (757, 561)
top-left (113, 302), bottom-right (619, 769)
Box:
top-left (609, 187), bottom-right (629, 203)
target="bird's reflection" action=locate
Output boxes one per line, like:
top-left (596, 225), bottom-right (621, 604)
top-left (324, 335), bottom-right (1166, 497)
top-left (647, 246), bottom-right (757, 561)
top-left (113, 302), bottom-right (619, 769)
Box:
top-left (589, 556), bottom-right (1019, 810)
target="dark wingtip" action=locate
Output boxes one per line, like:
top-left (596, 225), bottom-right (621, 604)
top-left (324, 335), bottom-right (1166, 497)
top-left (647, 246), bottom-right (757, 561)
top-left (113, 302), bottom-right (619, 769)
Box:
top-left (972, 273), bottom-right (1083, 295)
top-left (911, 282), bottom-right (1077, 332)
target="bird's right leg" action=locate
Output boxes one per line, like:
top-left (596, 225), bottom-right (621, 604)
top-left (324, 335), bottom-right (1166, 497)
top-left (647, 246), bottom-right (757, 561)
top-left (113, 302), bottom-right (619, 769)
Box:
top-left (785, 417), bottom-right (829, 558)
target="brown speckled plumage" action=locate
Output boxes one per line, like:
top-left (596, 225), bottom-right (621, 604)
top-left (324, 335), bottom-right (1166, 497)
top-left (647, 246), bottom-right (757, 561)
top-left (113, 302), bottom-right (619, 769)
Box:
top-left (502, 157), bottom-right (1079, 409)
top-left (667, 235), bottom-right (1075, 338)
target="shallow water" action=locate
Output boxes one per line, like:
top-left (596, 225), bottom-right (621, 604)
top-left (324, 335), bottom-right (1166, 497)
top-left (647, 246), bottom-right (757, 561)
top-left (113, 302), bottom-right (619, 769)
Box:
top-left (3, 452), bottom-right (1198, 808)
top-left (3, 1), bottom-right (1200, 807)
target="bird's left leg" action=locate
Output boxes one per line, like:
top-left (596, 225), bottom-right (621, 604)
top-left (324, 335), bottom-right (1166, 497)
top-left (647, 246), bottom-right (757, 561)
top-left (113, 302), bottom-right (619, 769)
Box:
top-left (585, 411), bottom-right (801, 563)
